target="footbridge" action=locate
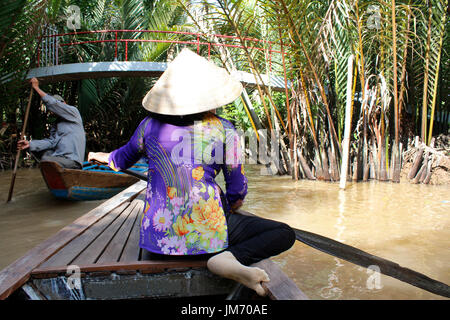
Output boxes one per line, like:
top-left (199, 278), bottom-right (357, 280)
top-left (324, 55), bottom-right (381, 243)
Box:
top-left (27, 29), bottom-right (290, 91)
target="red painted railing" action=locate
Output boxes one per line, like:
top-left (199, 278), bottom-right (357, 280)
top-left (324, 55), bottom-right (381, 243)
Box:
top-left (37, 29), bottom-right (284, 71)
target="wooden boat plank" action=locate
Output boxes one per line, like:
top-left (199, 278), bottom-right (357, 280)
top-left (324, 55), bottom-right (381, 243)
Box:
top-left (31, 264), bottom-right (232, 300)
top-left (41, 161), bottom-right (139, 189)
top-left (62, 169), bottom-right (138, 188)
top-left (38, 201), bottom-right (131, 269)
top-left (97, 196), bottom-right (145, 264)
top-left (119, 201), bottom-right (144, 263)
top-left (71, 200), bottom-right (138, 265)
top-left (32, 260), bottom-right (208, 276)
top-left (31, 258), bottom-right (307, 300)
top-left (253, 258), bottom-right (308, 300)
top-left (0, 181), bottom-right (146, 300)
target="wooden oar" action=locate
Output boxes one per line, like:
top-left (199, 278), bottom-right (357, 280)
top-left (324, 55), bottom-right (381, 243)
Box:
top-left (6, 88), bottom-right (33, 203)
top-left (98, 165), bottom-right (450, 298)
top-left (236, 209), bottom-right (450, 298)
top-left (293, 227), bottom-right (450, 298)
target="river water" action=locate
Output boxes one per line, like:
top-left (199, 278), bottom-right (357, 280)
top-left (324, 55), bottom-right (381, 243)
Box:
top-left (0, 166), bottom-right (448, 299)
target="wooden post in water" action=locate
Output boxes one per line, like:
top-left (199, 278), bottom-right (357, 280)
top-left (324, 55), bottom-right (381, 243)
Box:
top-left (7, 88), bottom-right (33, 203)
top-left (339, 55), bottom-right (354, 189)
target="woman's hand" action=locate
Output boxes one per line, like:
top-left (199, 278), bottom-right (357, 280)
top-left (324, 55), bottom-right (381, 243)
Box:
top-left (88, 152), bottom-right (110, 164)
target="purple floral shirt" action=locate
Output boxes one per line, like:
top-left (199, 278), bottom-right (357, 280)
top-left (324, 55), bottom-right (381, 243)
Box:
top-left (108, 112), bottom-right (247, 256)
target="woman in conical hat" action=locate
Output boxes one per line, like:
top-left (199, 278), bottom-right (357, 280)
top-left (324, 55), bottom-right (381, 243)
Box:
top-left (88, 48), bottom-right (295, 296)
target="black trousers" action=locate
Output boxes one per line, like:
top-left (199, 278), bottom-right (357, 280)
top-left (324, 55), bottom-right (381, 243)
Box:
top-left (224, 207), bottom-right (296, 266)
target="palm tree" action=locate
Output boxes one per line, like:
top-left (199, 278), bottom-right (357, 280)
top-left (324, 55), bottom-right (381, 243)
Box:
top-left (176, 0), bottom-right (448, 181)
top-left (1, 0), bottom-right (448, 176)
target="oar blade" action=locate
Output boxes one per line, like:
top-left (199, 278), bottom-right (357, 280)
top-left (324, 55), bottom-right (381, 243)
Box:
top-left (293, 228), bottom-right (450, 298)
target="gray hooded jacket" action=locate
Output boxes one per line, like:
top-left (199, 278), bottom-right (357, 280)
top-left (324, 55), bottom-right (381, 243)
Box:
top-left (29, 95), bottom-right (86, 166)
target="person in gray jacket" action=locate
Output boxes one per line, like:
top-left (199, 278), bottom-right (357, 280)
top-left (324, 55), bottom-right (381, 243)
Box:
top-left (17, 78), bottom-right (86, 169)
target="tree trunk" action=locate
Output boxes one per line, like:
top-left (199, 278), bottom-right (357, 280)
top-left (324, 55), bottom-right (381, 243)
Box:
top-left (298, 150), bottom-right (315, 180)
top-left (408, 148), bottom-right (424, 179)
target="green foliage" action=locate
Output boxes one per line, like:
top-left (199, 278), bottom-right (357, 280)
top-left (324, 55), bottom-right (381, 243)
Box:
top-left (0, 0), bottom-right (190, 167)
top-left (0, 1), bottom-right (47, 121)
top-left (1, 0), bottom-right (448, 170)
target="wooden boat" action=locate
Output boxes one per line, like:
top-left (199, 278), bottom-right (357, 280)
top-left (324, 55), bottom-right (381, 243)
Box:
top-left (39, 160), bottom-right (148, 201)
top-left (0, 181), bottom-right (307, 300)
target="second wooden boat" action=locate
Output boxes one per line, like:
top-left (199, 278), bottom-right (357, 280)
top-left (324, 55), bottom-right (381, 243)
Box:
top-left (39, 160), bottom-right (148, 201)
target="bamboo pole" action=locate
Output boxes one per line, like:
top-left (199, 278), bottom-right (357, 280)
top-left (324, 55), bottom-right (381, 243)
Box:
top-left (398, 12), bottom-right (411, 124)
top-left (392, 0), bottom-right (399, 146)
top-left (339, 55), bottom-right (354, 189)
top-left (354, 1), bottom-right (366, 97)
top-left (362, 95), bottom-right (369, 181)
top-left (390, 0), bottom-right (401, 183)
top-left (379, 110), bottom-right (388, 181)
top-left (369, 144), bottom-right (376, 180)
top-left (427, 11), bottom-right (446, 145)
top-left (421, 5), bottom-right (433, 143)
top-left (7, 88), bottom-right (33, 203)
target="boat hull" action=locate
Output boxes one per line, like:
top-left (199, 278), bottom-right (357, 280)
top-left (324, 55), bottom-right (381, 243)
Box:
top-left (39, 161), bottom-right (143, 200)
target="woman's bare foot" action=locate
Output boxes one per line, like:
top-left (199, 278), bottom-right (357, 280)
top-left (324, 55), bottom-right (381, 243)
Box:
top-left (207, 251), bottom-right (270, 296)
top-left (235, 265), bottom-right (270, 296)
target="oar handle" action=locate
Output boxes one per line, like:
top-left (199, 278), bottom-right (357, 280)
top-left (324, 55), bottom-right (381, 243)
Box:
top-left (120, 167), bottom-right (148, 181)
top-left (89, 161), bottom-right (148, 181)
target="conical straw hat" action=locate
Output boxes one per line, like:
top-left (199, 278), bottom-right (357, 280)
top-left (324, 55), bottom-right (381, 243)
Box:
top-left (142, 48), bottom-right (243, 115)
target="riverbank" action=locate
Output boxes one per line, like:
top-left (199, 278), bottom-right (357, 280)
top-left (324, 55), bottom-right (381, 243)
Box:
top-left (2, 133), bottom-right (449, 185)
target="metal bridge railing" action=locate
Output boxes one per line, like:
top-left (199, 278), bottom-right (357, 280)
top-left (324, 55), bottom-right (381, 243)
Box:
top-left (36, 29), bottom-right (286, 74)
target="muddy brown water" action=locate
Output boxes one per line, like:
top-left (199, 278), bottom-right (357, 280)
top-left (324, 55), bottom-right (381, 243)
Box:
top-left (0, 165), bottom-right (448, 299)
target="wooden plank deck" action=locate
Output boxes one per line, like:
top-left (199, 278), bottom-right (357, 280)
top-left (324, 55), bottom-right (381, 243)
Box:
top-left (0, 181), bottom-right (307, 300)
top-left (0, 181), bottom-right (147, 300)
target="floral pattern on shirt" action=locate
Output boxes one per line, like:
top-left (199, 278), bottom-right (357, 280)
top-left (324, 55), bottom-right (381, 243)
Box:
top-left (108, 113), bottom-right (247, 256)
